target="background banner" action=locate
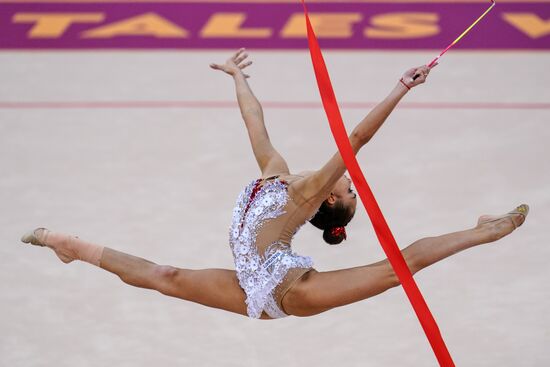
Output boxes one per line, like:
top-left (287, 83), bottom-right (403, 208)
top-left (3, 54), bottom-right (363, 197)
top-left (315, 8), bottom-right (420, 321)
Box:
top-left (1, 2), bottom-right (548, 49)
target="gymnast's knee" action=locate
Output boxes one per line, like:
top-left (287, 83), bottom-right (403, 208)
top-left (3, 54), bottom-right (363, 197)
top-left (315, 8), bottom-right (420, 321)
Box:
top-left (153, 265), bottom-right (187, 295)
top-left (387, 271), bottom-right (400, 289)
top-left (382, 263), bottom-right (401, 289)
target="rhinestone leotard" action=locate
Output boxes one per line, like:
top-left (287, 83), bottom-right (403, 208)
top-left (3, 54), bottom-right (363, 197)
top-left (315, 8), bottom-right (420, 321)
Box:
top-left (229, 176), bottom-right (316, 319)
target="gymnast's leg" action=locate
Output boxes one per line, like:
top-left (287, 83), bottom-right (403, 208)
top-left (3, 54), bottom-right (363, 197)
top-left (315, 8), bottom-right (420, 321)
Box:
top-left (282, 207), bottom-right (528, 317)
top-left (21, 229), bottom-right (256, 318)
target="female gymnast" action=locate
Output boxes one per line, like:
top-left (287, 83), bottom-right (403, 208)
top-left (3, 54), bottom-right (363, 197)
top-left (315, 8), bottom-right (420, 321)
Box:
top-left (21, 49), bottom-right (528, 320)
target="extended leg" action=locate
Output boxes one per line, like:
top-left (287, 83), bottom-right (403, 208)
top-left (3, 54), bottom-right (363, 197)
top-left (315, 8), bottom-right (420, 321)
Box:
top-left (283, 208), bottom-right (527, 317)
top-left (100, 248), bottom-right (250, 317)
top-left (21, 229), bottom-right (255, 318)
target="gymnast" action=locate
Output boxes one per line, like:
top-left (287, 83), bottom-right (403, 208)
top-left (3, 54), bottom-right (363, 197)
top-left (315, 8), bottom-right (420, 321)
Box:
top-left (21, 48), bottom-right (528, 320)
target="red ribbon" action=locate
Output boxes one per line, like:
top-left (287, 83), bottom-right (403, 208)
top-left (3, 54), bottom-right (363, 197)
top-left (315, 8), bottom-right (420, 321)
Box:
top-left (300, 1), bottom-right (455, 366)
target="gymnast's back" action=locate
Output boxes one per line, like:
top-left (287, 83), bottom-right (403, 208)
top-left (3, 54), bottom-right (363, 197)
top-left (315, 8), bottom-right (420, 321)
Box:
top-left (228, 174), bottom-right (325, 319)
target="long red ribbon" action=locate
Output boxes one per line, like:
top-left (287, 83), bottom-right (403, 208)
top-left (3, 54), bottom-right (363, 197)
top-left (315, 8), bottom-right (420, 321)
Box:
top-left (300, 2), bottom-right (455, 366)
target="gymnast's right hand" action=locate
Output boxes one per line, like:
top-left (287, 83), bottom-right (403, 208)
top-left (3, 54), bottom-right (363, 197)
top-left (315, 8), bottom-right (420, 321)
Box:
top-left (210, 48), bottom-right (253, 78)
top-left (400, 64), bottom-right (437, 89)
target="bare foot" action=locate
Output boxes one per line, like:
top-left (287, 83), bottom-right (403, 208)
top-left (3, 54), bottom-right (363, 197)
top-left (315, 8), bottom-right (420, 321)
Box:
top-left (476, 204), bottom-right (529, 241)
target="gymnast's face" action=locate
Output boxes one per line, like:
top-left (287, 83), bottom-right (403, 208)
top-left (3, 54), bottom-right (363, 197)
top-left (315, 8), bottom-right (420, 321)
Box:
top-left (328, 175), bottom-right (358, 214)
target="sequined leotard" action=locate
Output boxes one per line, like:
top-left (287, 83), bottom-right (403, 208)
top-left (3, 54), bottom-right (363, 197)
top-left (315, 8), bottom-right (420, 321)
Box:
top-left (229, 175), bottom-right (317, 319)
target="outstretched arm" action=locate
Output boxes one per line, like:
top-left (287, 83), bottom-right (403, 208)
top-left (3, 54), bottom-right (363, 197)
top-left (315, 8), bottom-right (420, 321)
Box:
top-left (350, 67), bottom-right (429, 149)
top-left (303, 65), bottom-right (434, 196)
top-left (210, 49), bottom-right (289, 177)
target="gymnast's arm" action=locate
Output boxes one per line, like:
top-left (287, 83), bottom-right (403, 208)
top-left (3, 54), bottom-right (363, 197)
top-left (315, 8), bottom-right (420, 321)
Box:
top-left (299, 65), bottom-right (433, 197)
top-left (210, 49), bottom-right (289, 177)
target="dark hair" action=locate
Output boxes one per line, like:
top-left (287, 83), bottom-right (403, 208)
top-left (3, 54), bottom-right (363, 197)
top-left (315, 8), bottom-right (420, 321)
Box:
top-left (309, 199), bottom-right (355, 245)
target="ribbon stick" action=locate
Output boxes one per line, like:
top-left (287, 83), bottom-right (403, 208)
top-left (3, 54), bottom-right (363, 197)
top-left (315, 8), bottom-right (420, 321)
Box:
top-left (430, 0), bottom-right (496, 67)
top-left (414, 0), bottom-right (496, 79)
top-left (300, 1), bottom-right (455, 366)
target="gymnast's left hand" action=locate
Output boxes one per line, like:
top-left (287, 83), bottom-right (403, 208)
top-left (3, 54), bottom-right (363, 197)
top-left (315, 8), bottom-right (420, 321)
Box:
top-left (210, 48), bottom-right (253, 78)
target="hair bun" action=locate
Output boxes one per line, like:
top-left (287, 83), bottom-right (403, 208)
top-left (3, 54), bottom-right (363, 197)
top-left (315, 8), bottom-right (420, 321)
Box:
top-left (323, 226), bottom-right (347, 245)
